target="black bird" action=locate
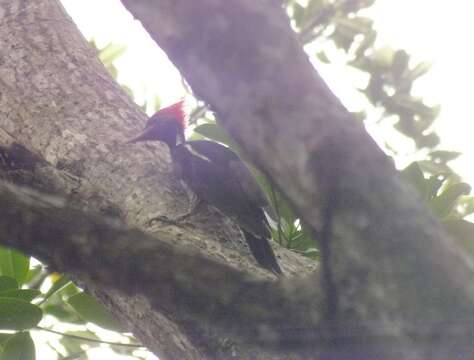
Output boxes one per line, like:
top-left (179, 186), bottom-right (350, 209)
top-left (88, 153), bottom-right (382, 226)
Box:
top-left (127, 101), bottom-right (282, 276)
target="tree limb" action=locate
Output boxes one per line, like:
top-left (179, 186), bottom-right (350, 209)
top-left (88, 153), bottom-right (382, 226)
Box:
top-left (0, 180), bottom-right (322, 348)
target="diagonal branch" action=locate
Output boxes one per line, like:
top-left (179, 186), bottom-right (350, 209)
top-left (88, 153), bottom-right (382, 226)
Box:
top-left (0, 180), bottom-right (322, 348)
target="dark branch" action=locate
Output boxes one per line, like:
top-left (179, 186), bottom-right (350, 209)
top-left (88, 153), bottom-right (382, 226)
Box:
top-left (0, 180), bottom-right (323, 348)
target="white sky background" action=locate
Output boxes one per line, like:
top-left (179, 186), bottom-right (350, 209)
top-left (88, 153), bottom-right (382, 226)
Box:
top-left (34, 0), bottom-right (473, 358)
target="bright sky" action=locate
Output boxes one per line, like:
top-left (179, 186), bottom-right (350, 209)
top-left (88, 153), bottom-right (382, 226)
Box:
top-left (368, 0), bottom-right (474, 181)
top-left (35, 0), bottom-right (473, 358)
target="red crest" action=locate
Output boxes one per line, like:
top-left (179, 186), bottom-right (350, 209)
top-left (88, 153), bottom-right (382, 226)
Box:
top-left (152, 100), bottom-right (187, 131)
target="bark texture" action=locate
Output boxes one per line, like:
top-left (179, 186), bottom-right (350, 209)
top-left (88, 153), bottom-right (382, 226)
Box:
top-left (1, 0), bottom-right (474, 358)
top-left (0, 180), bottom-right (322, 345)
top-left (0, 1), bottom-right (314, 359)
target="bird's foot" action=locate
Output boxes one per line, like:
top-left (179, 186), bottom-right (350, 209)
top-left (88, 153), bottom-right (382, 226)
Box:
top-left (146, 209), bottom-right (197, 227)
top-left (147, 215), bottom-right (183, 227)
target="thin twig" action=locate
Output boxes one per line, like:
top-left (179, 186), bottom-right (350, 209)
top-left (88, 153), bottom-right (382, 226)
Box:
top-left (34, 326), bottom-right (143, 348)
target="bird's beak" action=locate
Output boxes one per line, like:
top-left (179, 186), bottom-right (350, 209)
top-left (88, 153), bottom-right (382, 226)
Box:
top-left (125, 126), bottom-right (155, 144)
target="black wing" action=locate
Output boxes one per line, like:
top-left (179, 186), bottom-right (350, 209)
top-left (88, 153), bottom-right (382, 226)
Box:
top-left (182, 140), bottom-right (282, 275)
top-left (188, 140), bottom-right (269, 209)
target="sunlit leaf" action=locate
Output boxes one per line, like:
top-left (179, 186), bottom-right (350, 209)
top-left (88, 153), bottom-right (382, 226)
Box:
top-left (429, 150), bottom-right (462, 164)
top-left (424, 175), bottom-right (445, 201)
top-left (67, 292), bottom-right (122, 331)
top-left (315, 51), bottom-right (330, 63)
top-left (39, 275), bottom-right (71, 305)
top-left (98, 43), bottom-right (127, 66)
top-left (43, 304), bottom-right (84, 324)
top-left (408, 61), bottom-right (432, 82)
top-left (22, 266), bottom-right (43, 286)
top-left (193, 123), bottom-right (235, 147)
top-left (371, 46), bottom-right (395, 69)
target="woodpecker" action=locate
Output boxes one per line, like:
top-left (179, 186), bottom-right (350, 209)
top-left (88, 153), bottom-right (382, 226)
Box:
top-left (127, 101), bottom-right (282, 276)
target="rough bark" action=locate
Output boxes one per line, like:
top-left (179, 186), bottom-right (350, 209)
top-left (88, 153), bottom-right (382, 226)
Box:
top-left (0, 1), bottom-right (314, 359)
top-left (118, 0), bottom-right (474, 358)
top-left (1, 0), bottom-right (474, 358)
top-left (0, 180), bottom-right (322, 345)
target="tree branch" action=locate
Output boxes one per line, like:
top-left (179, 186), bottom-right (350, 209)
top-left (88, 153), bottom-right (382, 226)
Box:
top-left (0, 180), bottom-right (322, 348)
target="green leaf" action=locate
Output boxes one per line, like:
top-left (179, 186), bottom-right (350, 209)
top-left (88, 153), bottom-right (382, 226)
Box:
top-left (315, 51), bottom-right (330, 63)
top-left (193, 123), bottom-right (235, 148)
top-left (371, 46), bottom-right (395, 69)
top-left (400, 162), bottom-right (426, 197)
top-left (429, 150), bottom-right (462, 164)
top-left (0, 298), bottom-right (42, 330)
top-left (444, 219), bottom-right (474, 256)
top-left (22, 266), bottom-right (43, 286)
top-left (0, 332), bottom-right (12, 342)
top-left (98, 43), bottom-right (127, 66)
top-left (67, 293), bottom-right (122, 331)
top-left (0, 276), bottom-right (18, 292)
top-left (408, 61), bottom-right (431, 82)
top-left (43, 304), bottom-right (84, 324)
top-left (458, 196), bottom-right (474, 218)
top-left (431, 183), bottom-right (471, 218)
top-left (0, 247), bottom-right (30, 286)
top-left (256, 175), bottom-right (296, 227)
top-left (0, 290), bottom-right (41, 302)
top-left (1, 332), bottom-right (35, 360)
top-left (288, 229), bottom-right (315, 252)
top-left (424, 175), bottom-right (445, 201)
top-left (39, 275), bottom-right (71, 305)
top-left (391, 50), bottom-right (409, 80)
top-left (418, 160), bottom-right (451, 176)
top-left (152, 96), bottom-right (162, 113)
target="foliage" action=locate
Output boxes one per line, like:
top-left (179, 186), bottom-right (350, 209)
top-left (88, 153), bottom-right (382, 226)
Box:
top-left (0, 245), bottom-right (142, 359)
top-left (401, 162), bottom-right (474, 255)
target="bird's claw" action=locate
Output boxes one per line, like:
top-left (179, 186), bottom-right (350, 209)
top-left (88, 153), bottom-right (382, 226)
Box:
top-left (146, 214), bottom-right (191, 227)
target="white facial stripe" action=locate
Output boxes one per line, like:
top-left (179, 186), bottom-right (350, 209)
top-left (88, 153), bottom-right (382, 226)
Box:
top-left (184, 144), bottom-right (212, 162)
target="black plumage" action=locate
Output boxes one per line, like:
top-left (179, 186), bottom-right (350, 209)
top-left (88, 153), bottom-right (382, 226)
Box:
top-left (127, 102), bottom-right (282, 275)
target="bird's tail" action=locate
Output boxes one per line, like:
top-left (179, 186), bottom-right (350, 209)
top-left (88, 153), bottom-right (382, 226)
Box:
top-left (243, 230), bottom-right (283, 276)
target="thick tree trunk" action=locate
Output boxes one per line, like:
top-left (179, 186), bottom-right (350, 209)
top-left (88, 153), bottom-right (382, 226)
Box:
top-left (119, 0), bottom-right (474, 358)
top-left (0, 1), bottom-right (313, 359)
top-left (1, 0), bottom-right (474, 359)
